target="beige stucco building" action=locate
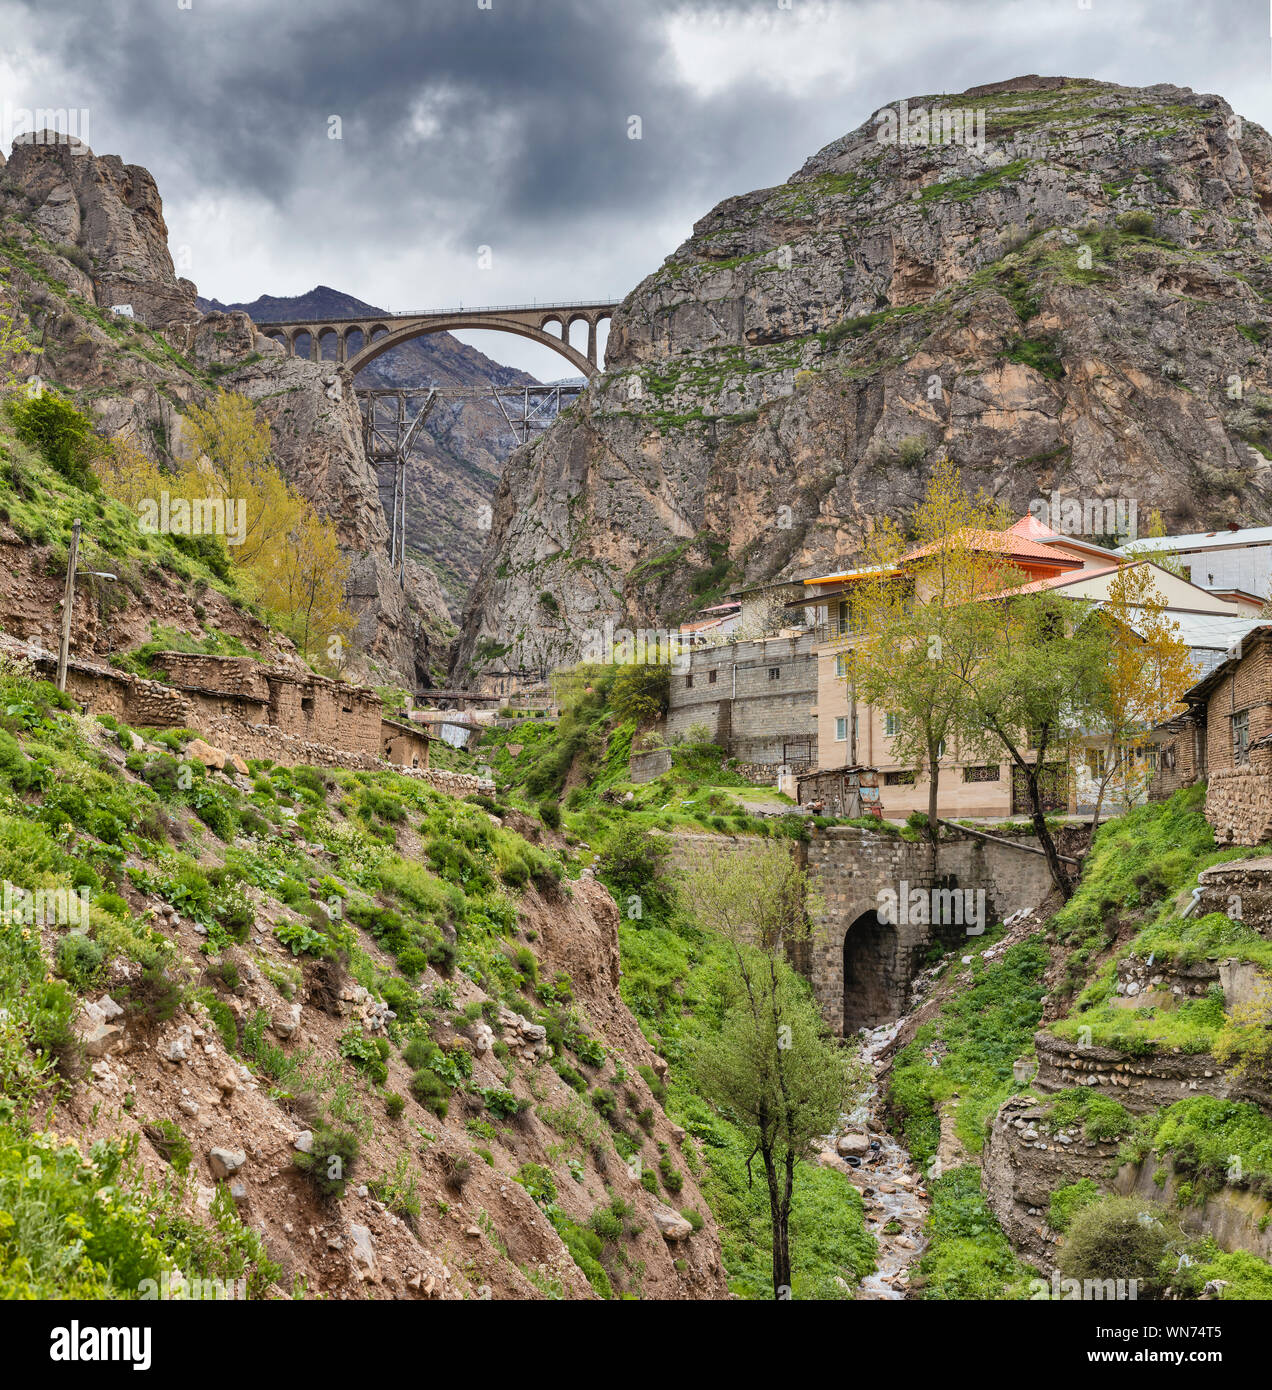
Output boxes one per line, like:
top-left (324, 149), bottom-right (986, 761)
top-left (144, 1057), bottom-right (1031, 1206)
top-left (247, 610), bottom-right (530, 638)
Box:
top-left (805, 517), bottom-right (1257, 819)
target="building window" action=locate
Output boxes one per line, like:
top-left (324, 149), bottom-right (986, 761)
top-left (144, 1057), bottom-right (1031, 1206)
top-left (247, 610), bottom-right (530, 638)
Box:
top-left (301, 697), bottom-right (314, 714)
top-left (685, 674), bottom-right (693, 689)
top-left (708, 669), bottom-right (717, 684)
top-left (768, 667), bottom-right (780, 681)
top-left (884, 769), bottom-right (917, 786)
top-left (834, 715), bottom-right (859, 743)
top-left (884, 713), bottom-right (900, 737)
top-left (1234, 708), bottom-right (1250, 765)
top-left (1087, 748), bottom-right (1107, 778)
top-left (963, 764), bottom-right (1000, 783)
top-left (835, 653), bottom-right (850, 679)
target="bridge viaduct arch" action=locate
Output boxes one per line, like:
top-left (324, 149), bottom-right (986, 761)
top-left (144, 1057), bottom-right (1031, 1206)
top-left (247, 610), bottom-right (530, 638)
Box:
top-left (257, 302), bottom-right (616, 380)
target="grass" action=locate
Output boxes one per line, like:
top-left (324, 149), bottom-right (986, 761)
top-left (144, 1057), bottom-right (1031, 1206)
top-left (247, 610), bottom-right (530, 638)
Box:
top-left (887, 931), bottom-right (1049, 1170)
top-left (913, 1166), bottom-right (1033, 1299)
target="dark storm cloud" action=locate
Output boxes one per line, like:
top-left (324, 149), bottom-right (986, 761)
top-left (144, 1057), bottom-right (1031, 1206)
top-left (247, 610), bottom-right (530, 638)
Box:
top-left (8, 0), bottom-right (791, 248)
top-left (6, 0), bottom-right (1272, 314)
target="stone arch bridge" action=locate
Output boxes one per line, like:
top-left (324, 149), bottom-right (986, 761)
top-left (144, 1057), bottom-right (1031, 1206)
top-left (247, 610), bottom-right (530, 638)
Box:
top-left (256, 300), bottom-right (618, 379)
top-left (667, 827), bottom-right (1057, 1037)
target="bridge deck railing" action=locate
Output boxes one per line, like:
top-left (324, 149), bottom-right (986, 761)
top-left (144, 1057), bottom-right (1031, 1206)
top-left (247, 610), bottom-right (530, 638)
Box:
top-left (257, 299), bottom-right (620, 327)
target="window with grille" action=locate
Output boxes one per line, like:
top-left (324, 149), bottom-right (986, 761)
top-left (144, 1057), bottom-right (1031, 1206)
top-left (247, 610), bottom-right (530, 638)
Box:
top-left (963, 764), bottom-right (1000, 783)
top-left (1234, 708), bottom-right (1250, 765)
top-left (884, 769), bottom-right (917, 786)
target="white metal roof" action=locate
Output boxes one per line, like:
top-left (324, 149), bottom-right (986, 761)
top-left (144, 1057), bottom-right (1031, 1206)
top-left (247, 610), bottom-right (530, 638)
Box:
top-left (1118, 525), bottom-right (1272, 555)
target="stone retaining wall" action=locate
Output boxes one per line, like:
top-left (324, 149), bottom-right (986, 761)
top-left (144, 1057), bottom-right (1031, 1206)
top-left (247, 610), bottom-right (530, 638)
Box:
top-left (1205, 749), bottom-right (1272, 847)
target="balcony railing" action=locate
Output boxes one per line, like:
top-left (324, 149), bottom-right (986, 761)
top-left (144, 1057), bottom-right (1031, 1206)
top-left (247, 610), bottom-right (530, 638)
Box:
top-left (813, 617), bottom-right (867, 644)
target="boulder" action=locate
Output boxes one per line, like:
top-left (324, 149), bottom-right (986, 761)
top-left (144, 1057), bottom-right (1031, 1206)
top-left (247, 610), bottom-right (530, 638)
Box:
top-left (649, 1201), bottom-right (694, 1241)
top-left (185, 739), bottom-right (228, 770)
top-left (208, 1147), bottom-right (246, 1179)
top-left (836, 1132), bottom-right (870, 1157)
top-left (348, 1222), bottom-right (377, 1280)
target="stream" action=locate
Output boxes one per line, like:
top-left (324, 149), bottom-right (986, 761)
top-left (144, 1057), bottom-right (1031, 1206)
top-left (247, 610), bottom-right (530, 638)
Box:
top-left (823, 1020), bottom-right (930, 1300)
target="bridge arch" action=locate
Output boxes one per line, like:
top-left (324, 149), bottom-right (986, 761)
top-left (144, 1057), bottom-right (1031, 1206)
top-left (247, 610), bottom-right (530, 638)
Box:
top-left (842, 910), bottom-right (899, 1035)
top-left (345, 314), bottom-right (599, 379)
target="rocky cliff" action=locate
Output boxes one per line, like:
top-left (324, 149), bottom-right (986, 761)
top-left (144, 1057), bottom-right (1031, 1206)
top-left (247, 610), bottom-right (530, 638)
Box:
top-left (0, 135), bottom-right (447, 686)
top-left (457, 75), bottom-right (1272, 678)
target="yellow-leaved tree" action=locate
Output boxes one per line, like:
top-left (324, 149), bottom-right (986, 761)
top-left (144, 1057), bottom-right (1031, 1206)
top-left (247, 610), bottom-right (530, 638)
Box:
top-left (0, 268), bottom-right (40, 389)
top-left (254, 505), bottom-right (355, 667)
top-left (1082, 561), bottom-right (1198, 825)
top-left (175, 391), bottom-right (353, 661)
top-left (849, 456), bottom-right (1018, 850)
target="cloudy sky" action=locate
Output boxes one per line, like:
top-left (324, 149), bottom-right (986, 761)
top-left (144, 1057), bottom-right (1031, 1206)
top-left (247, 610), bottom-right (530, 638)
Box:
top-left (2, 0), bottom-right (1270, 376)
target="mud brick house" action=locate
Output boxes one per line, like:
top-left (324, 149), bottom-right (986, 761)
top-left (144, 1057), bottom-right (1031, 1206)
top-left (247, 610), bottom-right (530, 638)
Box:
top-left (1179, 625), bottom-right (1272, 846)
top-left (381, 718), bottom-right (433, 770)
top-left (152, 653), bottom-right (384, 755)
top-left (1147, 711), bottom-right (1206, 800)
top-left (6, 639), bottom-right (486, 789)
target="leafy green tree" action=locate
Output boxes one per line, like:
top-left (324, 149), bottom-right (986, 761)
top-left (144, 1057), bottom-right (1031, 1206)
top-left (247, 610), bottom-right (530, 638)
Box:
top-left (610, 662), bottom-right (670, 726)
top-left (684, 839), bottom-right (865, 1298)
top-left (6, 390), bottom-right (100, 491)
top-left (952, 588), bottom-right (1107, 898)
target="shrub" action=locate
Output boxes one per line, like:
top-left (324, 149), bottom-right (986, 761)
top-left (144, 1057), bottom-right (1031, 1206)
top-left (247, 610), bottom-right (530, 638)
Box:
top-left (538, 799), bottom-right (562, 830)
top-left (440, 1153), bottom-right (472, 1191)
top-left (55, 934), bottom-right (105, 990)
top-left (338, 1029), bottom-right (389, 1084)
top-left (142, 1118), bottom-right (192, 1175)
top-left (401, 1037), bottom-right (437, 1070)
top-left (384, 1092), bottom-right (406, 1120)
top-left (293, 1125), bottom-right (359, 1200)
top-left (588, 1205), bottom-right (624, 1241)
top-left (1117, 210), bottom-right (1156, 237)
top-left (6, 390), bottom-right (100, 491)
top-left (514, 1161), bottom-right (557, 1207)
top-left (1057, 1196), bottom-right (1179, 1296)
top-left (590, 1087), bottom-right (618, 1121)
top-left (409, 1068), bottom-right (451, 1118)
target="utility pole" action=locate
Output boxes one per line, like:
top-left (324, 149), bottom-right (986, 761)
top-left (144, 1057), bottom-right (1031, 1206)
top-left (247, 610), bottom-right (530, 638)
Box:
top-left (849, 665), bottom-right (858, 767)
top-left (56, 518), bottom-right (81, 693)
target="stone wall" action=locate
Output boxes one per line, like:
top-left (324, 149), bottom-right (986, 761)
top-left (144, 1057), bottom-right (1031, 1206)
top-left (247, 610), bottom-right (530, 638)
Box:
top-left (21, 644), bottom-right (490, 794)
top-left (153, 652), bottom-right (271, 702)
top-left (629, 748), bottom-right (673, 783)
top-left (664, 825), bottom-right (1055, 1038)
top-left (805, 827), bottom-right (1056, 1036)
top-left (984, 1058), bottom-right (1272, 1272)
top-left (728, 759), bottom-right (811, 784)
top-left (1205, 746), bottom-right (1272, 846)
top-left (1196, 856), bottom-right (1272, 933)
top-left (1031, 1030), bottom-right (1234, 1112)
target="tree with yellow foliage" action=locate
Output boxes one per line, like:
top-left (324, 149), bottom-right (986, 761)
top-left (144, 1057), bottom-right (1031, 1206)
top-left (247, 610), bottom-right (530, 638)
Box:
top-left (848, 456), bottom-right (1018, 850)
top-left (1082, 561), bottom-right (1198, 826)
top-left (0, 268), bottom-right (39, 390)
top-left (107, 390), bottom-right (356, 666)
top-left (254, 504), bottom-right (353, 664)
top-left (182, 391), bottom-right (299, 572)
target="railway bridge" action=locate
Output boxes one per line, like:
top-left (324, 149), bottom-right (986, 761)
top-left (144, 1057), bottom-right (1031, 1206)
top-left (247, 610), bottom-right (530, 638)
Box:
top-left (255, 299), bottom-right (618, 379)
